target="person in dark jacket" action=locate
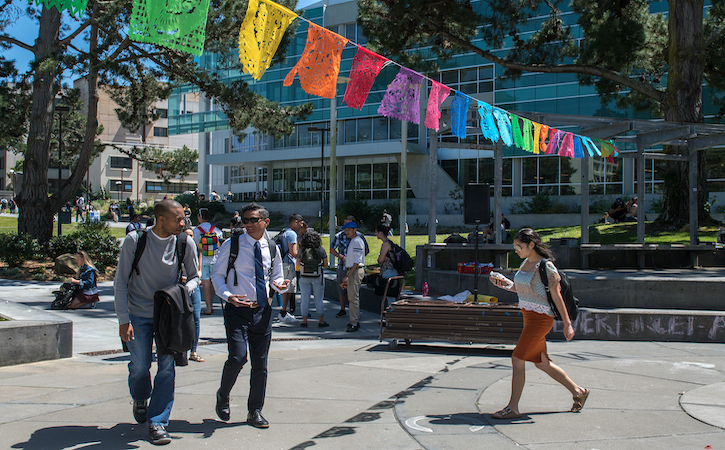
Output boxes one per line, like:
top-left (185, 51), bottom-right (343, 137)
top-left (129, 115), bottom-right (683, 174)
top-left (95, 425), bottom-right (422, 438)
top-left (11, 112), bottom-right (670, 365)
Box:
top-left (67, 251), bottom-right (100, 309)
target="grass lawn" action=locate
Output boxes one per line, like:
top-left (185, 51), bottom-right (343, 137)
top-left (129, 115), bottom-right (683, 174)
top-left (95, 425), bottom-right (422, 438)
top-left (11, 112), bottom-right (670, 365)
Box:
top-left (1, 216), bottom-right (719, 284)
top-left (0, 217), bottom-right (126, 239)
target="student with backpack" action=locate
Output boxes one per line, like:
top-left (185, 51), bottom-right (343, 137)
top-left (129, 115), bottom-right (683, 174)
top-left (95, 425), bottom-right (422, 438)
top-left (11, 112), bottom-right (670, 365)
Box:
top-left (114, 199), bottom-right (200, 445)
top-left (193, 208), bottom-right (223, 315)
top-left (488, 228), bottom-right (588, 420)
top-left (210, 203), bottom-right (290, 428)
top-left (277, 214), bottom-right (303, 323)
top-left (374, 224), bottom-right (399, 306)
top-left (297, 230), bottom-right (329, 328)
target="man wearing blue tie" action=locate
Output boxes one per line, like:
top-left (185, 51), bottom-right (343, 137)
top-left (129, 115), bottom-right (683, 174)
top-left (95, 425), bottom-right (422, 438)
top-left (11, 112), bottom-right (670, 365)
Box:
top-left (211, 203), bottom-right (290, 428)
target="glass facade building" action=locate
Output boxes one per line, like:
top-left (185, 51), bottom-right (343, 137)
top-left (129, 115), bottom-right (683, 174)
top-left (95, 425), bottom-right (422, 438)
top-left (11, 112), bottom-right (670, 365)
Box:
top-left (168, 0), bottom-right (725, 215)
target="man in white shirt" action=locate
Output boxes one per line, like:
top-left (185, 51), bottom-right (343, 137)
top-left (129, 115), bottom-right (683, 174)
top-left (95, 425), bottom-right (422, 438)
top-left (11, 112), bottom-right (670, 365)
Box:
top-left (193, 208), bottom-right (224, 315)
top-left (341, 222), bottom-right (365, 332)
top-left (211, 203), bottom-right (290, 428)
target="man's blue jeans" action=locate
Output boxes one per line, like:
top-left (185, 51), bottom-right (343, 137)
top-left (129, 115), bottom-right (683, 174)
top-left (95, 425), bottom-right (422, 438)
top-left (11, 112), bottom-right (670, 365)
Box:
top-left (190, 287), bottom-right (202, 353)
top-left (127, 314), bottom-right (175, 426)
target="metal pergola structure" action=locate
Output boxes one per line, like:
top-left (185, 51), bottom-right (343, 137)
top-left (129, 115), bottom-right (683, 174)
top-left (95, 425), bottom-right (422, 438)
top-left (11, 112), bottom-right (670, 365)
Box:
top-left (427, 113), bottom-right (725, 245)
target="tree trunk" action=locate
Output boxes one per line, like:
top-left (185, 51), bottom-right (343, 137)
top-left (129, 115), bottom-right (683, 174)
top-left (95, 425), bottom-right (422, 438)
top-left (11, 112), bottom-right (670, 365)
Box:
top-left (659, 0), bottom-right (707, 226)
top-left (17, 6), bottom-right (62, 243)
top-left (16, 5), bottom-right (100, 244)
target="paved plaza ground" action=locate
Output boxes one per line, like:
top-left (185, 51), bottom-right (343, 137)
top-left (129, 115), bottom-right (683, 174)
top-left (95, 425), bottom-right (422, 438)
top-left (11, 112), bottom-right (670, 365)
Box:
top-left (1, 278), bottom-right (724, 449)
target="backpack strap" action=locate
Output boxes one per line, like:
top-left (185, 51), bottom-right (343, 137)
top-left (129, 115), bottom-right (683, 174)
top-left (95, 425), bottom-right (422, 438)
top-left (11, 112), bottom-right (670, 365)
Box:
top-left (226, 233), bottom-right (277, 287)
top-left (538, 258), bottom-right (560, 318)
top-left (266, 235), bottom-right (276, 275)
top-left (538, 258), bottom-right (550, 293)
top-left (227, 232), bottom-right (240, 286)
top-left (176, 233), bottom-right (187, 284)
top-left (128, 230), bottom-right (148, 281)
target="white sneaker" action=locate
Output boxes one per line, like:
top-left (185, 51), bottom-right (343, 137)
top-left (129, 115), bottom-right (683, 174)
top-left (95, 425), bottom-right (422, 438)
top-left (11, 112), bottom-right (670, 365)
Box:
top-left (282, 313), bottom-right (298, 323)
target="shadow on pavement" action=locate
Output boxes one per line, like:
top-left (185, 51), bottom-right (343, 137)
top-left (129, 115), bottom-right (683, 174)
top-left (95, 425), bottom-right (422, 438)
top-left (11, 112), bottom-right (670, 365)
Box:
top-left (9, 419), bottom-right (245, 449)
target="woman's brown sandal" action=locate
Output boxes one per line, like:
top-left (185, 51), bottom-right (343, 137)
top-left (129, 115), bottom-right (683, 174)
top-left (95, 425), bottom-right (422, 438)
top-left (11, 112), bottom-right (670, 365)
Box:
top-left (491, 406), bottom-right (521, 419)
top-left (571, 388), bottom-right (589, 412)
top-left (189, 353), bottom-right (204, 362)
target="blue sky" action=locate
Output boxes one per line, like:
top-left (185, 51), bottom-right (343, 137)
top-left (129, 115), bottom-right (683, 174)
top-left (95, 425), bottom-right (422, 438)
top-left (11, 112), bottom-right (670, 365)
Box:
top-left (5, 0), bottom-right (321, 79)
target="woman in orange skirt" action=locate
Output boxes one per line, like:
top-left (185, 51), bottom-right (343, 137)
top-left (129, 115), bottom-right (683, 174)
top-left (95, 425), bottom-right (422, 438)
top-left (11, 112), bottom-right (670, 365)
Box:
top-left (489, 228), bottom-right (589, 419)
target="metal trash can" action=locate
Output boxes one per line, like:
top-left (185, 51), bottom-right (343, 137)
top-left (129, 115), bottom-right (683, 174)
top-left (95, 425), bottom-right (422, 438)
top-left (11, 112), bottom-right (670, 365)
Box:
top-left (718, 229), bottom-right (725, 244)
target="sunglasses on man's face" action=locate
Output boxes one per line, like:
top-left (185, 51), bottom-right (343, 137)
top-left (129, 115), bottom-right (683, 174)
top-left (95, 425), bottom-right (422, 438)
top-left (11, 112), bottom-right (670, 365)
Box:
top-left (242, 217), bottom-right (264, 224)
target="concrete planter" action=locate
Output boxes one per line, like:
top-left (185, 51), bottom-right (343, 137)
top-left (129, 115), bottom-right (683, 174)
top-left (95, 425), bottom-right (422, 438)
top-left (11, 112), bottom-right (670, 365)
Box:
top-left (0, 301), bottom-right (72, 367)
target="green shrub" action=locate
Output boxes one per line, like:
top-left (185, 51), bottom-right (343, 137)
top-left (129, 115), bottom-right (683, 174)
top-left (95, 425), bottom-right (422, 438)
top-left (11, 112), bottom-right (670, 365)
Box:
top-left (48, 225), bottom-right (120, 270)
top-left (509, 193), bottom-right (578, 214)
top-left (0, 233), bottom-right (41, 267)
top-left (173, 194), bottom-right (228, 226)
top-left (589, 196), bottom-right (615, 214)
top-left (32, 273), bottom-right (46, 281)
top-left (0, 267), bottom-right (20, 277)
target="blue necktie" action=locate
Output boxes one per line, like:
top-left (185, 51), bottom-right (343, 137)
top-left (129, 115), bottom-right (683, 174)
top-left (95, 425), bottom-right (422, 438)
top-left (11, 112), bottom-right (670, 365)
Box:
top-left (254, 241), bottom-right (268, 308)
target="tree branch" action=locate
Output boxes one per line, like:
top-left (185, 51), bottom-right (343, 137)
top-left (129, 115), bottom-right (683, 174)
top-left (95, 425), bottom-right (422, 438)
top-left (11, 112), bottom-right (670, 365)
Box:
top-left (432, 26), bottom-right (666, 103)
top-left (59, 18), bottom-right (91, 47)
top-left (0, 34), bottom-right (34, 53)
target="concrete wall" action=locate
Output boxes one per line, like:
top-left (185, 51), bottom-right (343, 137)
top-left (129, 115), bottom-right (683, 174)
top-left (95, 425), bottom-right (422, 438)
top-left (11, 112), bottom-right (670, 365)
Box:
top-left (0, 301), bottom-right (72, 367)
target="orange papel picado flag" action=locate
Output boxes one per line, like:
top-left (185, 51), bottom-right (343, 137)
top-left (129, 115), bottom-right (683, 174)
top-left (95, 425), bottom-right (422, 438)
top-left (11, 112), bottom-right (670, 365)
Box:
top-left (284, 22), bottom-right (348, 99)
top-left (239, 0), bottom-right (298, 81)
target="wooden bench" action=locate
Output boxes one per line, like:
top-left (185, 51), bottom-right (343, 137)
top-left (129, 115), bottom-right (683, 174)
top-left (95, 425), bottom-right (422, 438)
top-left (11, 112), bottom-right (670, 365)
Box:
top-left (580, 243), bottom-right (718, 269)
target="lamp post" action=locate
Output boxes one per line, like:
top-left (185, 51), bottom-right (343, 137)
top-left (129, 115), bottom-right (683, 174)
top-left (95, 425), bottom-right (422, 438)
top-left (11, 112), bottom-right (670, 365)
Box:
top-left (121, 167), bottom-right (128, 204)
top-left (115, 180), bottom-right (122, 201)
top-left (308, 126), bottom-right (330, 231)
top-left (55, 104), bottom-right (70, 237)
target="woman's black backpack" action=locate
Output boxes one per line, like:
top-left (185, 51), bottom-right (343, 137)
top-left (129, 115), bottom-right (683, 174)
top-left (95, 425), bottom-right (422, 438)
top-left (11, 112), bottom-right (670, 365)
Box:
top-left (51, 282), bottom-right (77, 310)
top-left (539, 260), bottom-right (579, 321)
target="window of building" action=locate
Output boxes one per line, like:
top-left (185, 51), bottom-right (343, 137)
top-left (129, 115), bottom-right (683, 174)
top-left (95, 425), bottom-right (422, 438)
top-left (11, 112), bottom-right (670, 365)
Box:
top-left (153, 127), bottom-right (168, 137)
top-left (110, 156), bottom-right (133, 169)
top-left (110, 179), bottom-right (133, 192)
top-left (157, 108), bottom-right (168, 118)
top-left (146, 181), bottom-right (196, 193)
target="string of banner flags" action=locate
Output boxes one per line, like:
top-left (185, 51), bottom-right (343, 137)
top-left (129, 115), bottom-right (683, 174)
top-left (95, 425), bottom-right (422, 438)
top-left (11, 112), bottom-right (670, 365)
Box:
top-left (41, 0), bottom-right (619, 161)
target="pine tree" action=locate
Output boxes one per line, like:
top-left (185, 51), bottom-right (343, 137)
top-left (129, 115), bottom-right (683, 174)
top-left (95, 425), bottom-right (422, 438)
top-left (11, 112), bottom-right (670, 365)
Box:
top-left (359, 0), bottom-right (725, 226)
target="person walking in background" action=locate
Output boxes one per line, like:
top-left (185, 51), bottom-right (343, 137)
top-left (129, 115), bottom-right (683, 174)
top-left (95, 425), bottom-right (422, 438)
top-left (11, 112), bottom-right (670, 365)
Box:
top-left (374, 224), bottom-right (399, 308)
top-left (193, 208), bottom-right (224, 315)
top-left (381, 209), bottom-right (393, 235)
top-left (279, 214), bottom-right (303, 322)
top-left (329, 216), bottom-right (369, 318)
top-left (114, 199), bottom-right (200, 445)
top-left (183, 225), bottom-right (204, 363)
top-left (126, 214), bottom-right (142, 235)
top-left (297, 230), bottom-right (329, 328)
top-left (211, 203), bottom-right (289, 427)
top-left (341, 222), bottom-right (365, 332)
top-left (294, 220), bottom-right (309, 310)
top-left (488, 228), bottom-right (588, 420)
top-left (66, 251), bottom-right (100, 310)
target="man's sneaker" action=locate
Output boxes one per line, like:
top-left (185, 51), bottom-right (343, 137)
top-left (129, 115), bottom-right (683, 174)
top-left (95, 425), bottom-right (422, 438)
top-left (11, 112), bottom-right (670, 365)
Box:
top-left (346, 323), bottom-right (359, 332)
top-left (335, 310), bottom-right (347, 318)
top-left (149, 424), bottom-right (171, 445)
top-left (133, 399), bottom-right (147, 424)
top-left (282, 313), bottom-right (298, 323)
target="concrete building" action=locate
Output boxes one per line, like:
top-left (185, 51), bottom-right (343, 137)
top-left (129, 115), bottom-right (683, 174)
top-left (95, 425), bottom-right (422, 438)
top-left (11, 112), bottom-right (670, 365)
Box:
top-left (77, 79), bottom-right (199, 203)
top-left (167, 0), bottom-right (725, 223)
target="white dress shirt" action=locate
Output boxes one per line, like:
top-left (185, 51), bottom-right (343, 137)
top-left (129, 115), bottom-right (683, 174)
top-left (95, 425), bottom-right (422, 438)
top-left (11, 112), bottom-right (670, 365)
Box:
top-left (211, 232), bottom-right (284, 305)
